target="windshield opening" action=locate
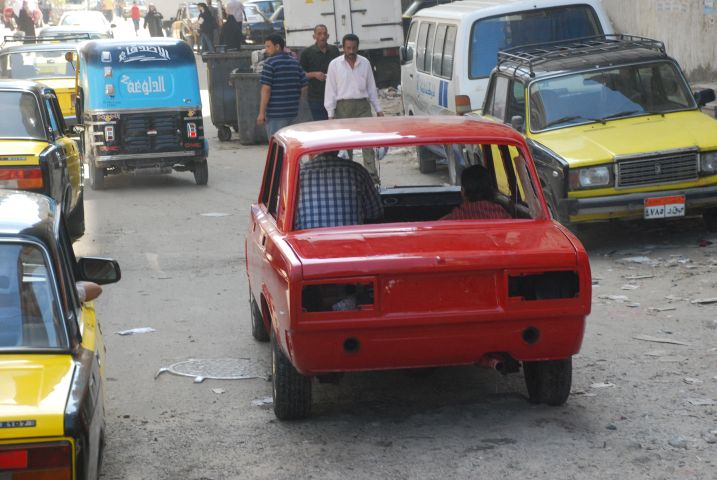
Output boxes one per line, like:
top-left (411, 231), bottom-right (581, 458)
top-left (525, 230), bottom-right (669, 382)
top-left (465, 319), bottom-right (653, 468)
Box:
top-left (4, 51), bottom-right (74, 79)
top-left (0, 91), bottom-right (46, 140)
top-left (292, 142), bottom-right (543, 231)
top-left (0, 243), bottom-right (67, 350)
top-left (529, 61), bottom-right (695, 131)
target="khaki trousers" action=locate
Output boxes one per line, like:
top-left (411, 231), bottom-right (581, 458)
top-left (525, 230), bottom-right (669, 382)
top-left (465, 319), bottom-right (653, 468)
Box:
top-left (334, 98), bottom-right (378, 182)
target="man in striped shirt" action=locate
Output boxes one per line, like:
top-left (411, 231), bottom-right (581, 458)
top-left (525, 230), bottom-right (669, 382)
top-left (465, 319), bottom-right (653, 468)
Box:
top-left (442, 164), bottom-right (512, 220)
top-left (257, 34), bottom-right (308, 138)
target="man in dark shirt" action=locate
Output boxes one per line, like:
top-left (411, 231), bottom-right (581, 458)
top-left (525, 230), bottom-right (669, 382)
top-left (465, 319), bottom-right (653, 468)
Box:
top-left (258, 34), bottom-right (308, 138)
top-left (442, 164), bottom-right (512, 220)
top-left (299, 24), bottom-right (340, 121)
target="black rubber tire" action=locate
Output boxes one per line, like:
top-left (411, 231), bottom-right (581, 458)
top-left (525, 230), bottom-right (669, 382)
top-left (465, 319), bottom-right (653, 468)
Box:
top-left (67, 189), bottom-right (86, 240)
top-left (418, 151), bottom-right (436, 173)
top-left (89, 159), bottom-right (105, 191)
top-left (703, 208), bottom-right (717, 232)
top-left (218, 125), bottom-right (232, 142)
top-left (272, 332), bottom-right (311, 420)
top-left (250, 296), bottom-right (269, 342)
top-left (447, 146), bottom-right (464, 186)
top-left (523, 357), bottom-right (572, 406)
top-left (193, 160), bottom-right (208, 186)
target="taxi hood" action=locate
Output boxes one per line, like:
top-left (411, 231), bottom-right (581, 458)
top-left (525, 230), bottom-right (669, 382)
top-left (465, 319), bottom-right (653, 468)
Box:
top-left (287, 220), bottom-right (581, 279)
top-left (0, 355), bottom-right (75, 439)
top-left (533, 110), bottom-right (717, 167)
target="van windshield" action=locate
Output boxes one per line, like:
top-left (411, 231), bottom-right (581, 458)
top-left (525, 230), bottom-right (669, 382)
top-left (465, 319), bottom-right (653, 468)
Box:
top-left (469, 5), bottom-right (603, 78)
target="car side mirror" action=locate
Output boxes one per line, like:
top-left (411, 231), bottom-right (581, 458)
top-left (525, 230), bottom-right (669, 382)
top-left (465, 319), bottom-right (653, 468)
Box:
top-left (694, 88), bottom-right (716, 108)
top-left (511, 115), bottom-right (525, 132)
top-left (400, 45), bottom-right (413, 64)
top-left (78, 257), bottom-right (121, 285)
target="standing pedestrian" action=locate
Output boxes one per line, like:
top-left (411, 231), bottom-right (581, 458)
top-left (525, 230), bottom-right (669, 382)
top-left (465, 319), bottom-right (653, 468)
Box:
top-left (2, 7), bottom-right (17, 31)
top-left (257, 33), bottom-right (308, 138)
top-left (300, 24), bottom-right (339, 121)
top-left (207, 0), bottom-right (222, 47)
top-left (197, 2), bottom-right (215, 53)
top-left (143, 3), bottom-right (164, 37)
top-left (130, 0), bottom-right (140, 35)
top-left (17, 2), bottom-right (35, 42)
top-left (101, 0), bottom-right (114, 22)
top-left (324, 33), bottom-right (384, 183)
top-left (220, 0), bottom-right (244, 50)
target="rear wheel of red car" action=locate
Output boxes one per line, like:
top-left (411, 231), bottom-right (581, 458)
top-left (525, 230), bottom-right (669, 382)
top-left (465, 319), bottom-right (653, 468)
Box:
top-left (193, 159), bottom-right (209, 186)
top-left (703, 208), bottom-right (717, 232)
top-left (89, 160), bottom-right (105, 191)
top-left (250, 297), bottom-right (269, 342)
top-left (272, 332), bottom-right (311, 420)
top-left (523, 357), bottom-right (572, 406)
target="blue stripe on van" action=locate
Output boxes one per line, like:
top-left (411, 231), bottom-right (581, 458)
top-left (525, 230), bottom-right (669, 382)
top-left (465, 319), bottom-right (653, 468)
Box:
top-left (438, 80), bottom-right (445, 108)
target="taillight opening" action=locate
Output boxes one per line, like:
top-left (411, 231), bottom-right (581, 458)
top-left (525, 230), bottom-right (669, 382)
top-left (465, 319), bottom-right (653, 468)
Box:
top-left (0, 442), bottom-right (71, 478)
top-left (302, 282), bottom-right (374, 312)
top-left (0, 167), bottom-right (44, 189)
top-left (508, 271), bottom-right (579, 300)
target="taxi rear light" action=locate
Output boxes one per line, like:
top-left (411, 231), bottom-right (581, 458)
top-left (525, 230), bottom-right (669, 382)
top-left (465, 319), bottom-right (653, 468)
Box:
top-left (0, 168), bottom-right (44, 189)
top-left (302, 281), bottom-right (375, 312)
top-left (187, 122), bottom-right (197, 138)
top-left (0, 442), bottom-right (71, 479)
top-left (455, 95), bottom-right (472, 115)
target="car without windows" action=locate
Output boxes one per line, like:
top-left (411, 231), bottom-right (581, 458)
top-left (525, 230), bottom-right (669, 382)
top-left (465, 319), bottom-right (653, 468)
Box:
top-left (245, 116), bottom-right (592, 420)
top-left (242, 3), bottom-right (283, 44)
top-left (472, 35), bottom-right (717, 230)
top-left (0, 190), bottom-right (121, 480)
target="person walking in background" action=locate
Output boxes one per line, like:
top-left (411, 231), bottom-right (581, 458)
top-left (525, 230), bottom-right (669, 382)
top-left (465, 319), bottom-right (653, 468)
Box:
top-left (324, 33), bottom-right (384, 183)
top-left (207, 0), bottom-right (222, 46)
top-left (101, 0), bottom-right (114, 22)
top-left (257, 34), bottom-right (308, 138)
top-left (143, 3), bottom-right (164, 37)
top-left (17, 2), bottom-right (35, 41)
top-left (300, 24), bottom-right (339, 121)
top-left (220, 0), bottom-right (244, 49)
top-left (197, 2), bottom-right (215, 53)
top-left (3, 7), bottom-right (17, 31)
top-left (130, 0), bottom-right (140, 35)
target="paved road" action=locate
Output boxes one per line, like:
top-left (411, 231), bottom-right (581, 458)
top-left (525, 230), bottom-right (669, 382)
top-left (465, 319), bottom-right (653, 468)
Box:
top-left (74, 26), bottom-right (717, 480)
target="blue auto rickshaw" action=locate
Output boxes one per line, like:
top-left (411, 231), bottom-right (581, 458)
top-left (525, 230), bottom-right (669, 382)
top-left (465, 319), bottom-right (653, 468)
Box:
top-left (72, 38), bottom-right (208, 189)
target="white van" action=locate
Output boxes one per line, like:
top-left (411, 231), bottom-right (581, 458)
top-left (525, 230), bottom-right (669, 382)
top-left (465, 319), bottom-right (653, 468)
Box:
top-left (401, 0), bottom-right (615, 118)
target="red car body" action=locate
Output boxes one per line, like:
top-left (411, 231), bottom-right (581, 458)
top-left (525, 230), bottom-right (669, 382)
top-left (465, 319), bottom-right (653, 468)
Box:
top-left (245, 116), bottom-right (592, 419)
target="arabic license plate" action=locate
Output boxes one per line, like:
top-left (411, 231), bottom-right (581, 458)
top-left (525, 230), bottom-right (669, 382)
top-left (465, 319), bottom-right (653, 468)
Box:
top-left (644, 195), bottom-right (685, 219)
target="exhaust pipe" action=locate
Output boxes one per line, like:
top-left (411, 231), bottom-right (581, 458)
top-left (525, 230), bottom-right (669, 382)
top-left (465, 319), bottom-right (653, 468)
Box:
top-left (478, 353), bottom-right (519, 374)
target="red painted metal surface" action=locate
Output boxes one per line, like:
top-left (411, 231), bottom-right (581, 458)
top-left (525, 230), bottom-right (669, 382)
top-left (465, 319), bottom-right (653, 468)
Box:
top-left (245, 116), bottom-right (592, 375)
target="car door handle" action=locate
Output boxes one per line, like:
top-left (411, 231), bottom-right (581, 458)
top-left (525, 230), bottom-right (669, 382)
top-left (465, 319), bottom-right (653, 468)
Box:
top-left (260, 235), bottom-right (266, 247)
top-left (409, 74), bottom-right (413, 78)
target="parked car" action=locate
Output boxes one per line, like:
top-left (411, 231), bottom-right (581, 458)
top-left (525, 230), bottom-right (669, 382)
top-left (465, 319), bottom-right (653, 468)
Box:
top-left (0, 42), bottom-right (82, 126)
top-left (474, 35), bottom-right (717, 230)
top-left (245, 116), bottom-right (592, 419)
top-left (245, 0), bottom-right (282, 17)
top-left (57, 10), bottom-right (115, 38)
top-left (38, 26), bottom-right (113, 40)
top-left (0, 190), bottom-right (121, 480)
top-left (242, 3), bottom-right (283, 44)
top-left (0, 79), bottom-right (85, 239)
top-left (171, 2), bottom-right (201, 50)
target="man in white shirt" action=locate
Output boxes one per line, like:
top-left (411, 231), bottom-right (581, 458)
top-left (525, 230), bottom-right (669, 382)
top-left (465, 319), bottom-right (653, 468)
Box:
top-left (324, 33), bottom-right (384, 183)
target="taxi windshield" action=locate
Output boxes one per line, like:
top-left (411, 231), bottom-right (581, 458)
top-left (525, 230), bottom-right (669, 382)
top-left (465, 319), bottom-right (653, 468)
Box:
top-left (0, 91), bottom-right (46, 140)
top-left (5, 50), bottom-right (74, 79)
top-left (0, 243), bottom-right (68, 350)
top-left (529, 61), bottom-right (695, 131)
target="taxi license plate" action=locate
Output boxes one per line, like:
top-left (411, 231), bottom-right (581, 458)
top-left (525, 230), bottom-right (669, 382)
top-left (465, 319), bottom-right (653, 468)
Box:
top-left (644, 195), bottom-right (685, 219)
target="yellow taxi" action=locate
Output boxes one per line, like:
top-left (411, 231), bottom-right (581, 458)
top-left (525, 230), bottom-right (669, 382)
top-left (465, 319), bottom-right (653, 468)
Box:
top-left (0, 80), bottom-right (84, 239)
top-left (0, 41), bottom-right (82, 127)
top-left (0, 190), bottom-right (121, 480)
top-left (474, 35), bottom-right (717, 230)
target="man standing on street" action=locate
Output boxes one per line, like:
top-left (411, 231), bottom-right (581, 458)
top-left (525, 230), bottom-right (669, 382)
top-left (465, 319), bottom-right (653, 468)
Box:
top-left (325, 33), bottom-right (384, 183)
top-left (300, 24), bottom-right (339, 121)
top-left (257, 34), bottom-right (308, 138)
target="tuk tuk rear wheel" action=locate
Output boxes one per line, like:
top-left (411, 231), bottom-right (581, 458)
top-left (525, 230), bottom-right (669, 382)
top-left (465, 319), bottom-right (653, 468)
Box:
top-left (193, 160), bottom-right (208, 185)
top-left (89, 160), bottom-right (105, 190)
top-left (218, 126), bottom-right (232, 142)
top-left (272, 332), bottom-right (312, 420)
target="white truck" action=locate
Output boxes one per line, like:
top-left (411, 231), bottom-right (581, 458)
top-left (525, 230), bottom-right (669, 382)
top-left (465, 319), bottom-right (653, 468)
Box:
top-left (283, 0), bottom-right (403, 86)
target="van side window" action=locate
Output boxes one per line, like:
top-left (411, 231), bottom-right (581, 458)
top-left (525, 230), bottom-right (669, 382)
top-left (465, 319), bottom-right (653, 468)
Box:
top-left (469, 6), bottom-right (603, 79)
top-left (441, 25), bottom-right (457, 78)
top-left (486, 76), bottom-right (509, 120)
top-left (416, 22), bottom-right (434, 73)
top-left (431, 24), bottom-right (447, 76)
top-left (406, 21), bottom-right (418, 44)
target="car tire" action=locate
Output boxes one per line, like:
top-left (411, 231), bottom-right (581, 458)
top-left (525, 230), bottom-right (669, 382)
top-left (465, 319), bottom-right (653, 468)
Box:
top-left (89, 159), bottom-right (105, 191)
top-left (250, 296), bottom-right (269, 342)
top-left (447, 146), bottom-right (464, 186)
top-left (67, 189), bottom-right (86, 240)
top-left (193, 159), bottom-right (209, 186)
top-left (703, 208), bottom-right (717, 232)
top-left (218, 125), bottom-right (232, 142)
top-left (523, 357), bottom-right (572, 406)
top-left (272, 331), bottom-right (311, 420)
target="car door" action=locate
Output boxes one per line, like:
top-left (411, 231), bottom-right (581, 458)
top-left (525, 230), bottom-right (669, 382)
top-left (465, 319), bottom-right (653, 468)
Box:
top-left (45, 92), bottom-right (81, 210)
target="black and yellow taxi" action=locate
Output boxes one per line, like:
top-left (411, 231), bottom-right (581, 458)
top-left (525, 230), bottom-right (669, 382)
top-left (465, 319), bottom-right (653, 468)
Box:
top-left (0, 40), bottom-right (83, 127)
top-left (474, 35), bottom-right (717, 230)
top-left (0, 79), bottom-right (84, 239)
top-left (0, 190), bottom-right (121, 480)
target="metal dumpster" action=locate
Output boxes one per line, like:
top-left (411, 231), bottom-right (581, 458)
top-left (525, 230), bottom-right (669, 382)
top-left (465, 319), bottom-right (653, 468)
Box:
top-left (201, 47), bottom-right (263, 141)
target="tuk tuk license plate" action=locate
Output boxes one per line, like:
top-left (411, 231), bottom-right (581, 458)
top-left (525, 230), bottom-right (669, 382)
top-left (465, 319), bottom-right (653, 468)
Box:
top-left (644, 195), bottom-right (685, 219)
